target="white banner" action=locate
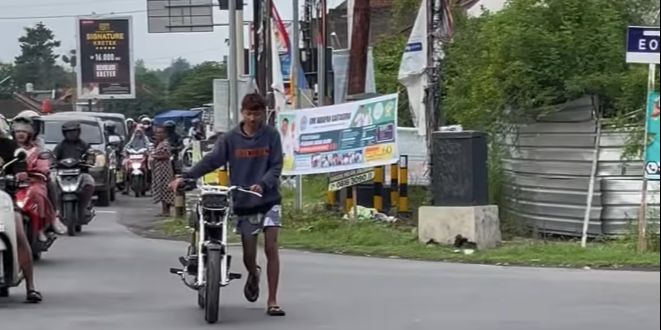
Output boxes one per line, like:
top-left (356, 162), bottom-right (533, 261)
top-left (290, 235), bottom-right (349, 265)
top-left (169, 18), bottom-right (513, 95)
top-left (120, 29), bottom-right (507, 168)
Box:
top-left (277, 94), bottom-right (399, 175)
top-left (398, 1), bottom-right (428, 136)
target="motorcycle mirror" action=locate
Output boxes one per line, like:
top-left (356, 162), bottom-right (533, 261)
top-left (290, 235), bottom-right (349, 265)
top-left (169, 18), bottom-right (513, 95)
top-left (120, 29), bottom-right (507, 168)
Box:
top-left (38, 151), bottom-right (53, 160)
top-left (13, 148), bottom-right (28, 160)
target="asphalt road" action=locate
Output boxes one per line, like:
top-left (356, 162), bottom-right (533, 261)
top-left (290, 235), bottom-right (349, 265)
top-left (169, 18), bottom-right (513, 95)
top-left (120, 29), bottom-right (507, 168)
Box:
top-left (1, 196), bottom-right (659, 330)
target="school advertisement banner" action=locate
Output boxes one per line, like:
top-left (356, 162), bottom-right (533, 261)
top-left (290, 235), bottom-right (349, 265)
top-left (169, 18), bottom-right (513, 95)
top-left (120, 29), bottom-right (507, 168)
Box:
top-left (645, 91), bottom-right (660, 180)
top-left (277, 94), bottom-right (399, 175)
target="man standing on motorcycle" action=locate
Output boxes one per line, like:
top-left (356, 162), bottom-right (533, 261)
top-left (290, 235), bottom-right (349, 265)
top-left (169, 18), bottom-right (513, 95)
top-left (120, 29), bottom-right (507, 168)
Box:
top-left (169, 93), bottom-right (286, 317)
top-left (11, 117), bottom-right (67, 241)
top-left (53, 122), bottom-right (96, 224)
top-left (0, 131), bottom-right (42, 303)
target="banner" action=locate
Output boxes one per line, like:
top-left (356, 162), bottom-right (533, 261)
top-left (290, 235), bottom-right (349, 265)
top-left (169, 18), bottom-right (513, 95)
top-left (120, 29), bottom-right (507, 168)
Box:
top-left (645, 91), bottom-right (660, 180)
top-left (77, 16), bottom-right (135, 99)
top-left (277, 94), bottom-right (399, 175)
top-left (398, 1), bottom-right (427, 136)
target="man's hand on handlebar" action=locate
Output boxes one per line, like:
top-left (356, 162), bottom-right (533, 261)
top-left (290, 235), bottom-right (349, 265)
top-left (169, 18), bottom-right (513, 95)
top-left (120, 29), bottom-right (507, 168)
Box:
top-left (249, 184), bottom-right (263, 194)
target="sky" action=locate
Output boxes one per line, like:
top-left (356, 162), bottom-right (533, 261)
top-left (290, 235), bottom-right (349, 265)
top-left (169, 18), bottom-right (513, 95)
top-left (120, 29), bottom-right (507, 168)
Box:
top-left (0, 0), bottom-right (503, 70)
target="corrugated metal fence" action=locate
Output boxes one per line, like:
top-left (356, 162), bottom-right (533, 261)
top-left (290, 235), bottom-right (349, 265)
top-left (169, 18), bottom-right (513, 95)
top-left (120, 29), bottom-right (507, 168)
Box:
top-left (501, 96), bottom-right (660, 236)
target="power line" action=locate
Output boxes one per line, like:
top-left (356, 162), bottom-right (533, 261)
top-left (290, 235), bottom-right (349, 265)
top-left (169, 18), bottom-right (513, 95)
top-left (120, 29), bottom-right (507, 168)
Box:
top-left (0, 10), bottom-right (146, 20)
top-left (0, 0), bottom-right (137, 10)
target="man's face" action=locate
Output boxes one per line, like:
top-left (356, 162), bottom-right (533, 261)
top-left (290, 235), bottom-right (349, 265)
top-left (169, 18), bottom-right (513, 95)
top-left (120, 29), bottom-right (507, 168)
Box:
top-left (64, 130), bottom-right (78, 142)
top-left (280, 120), bottom-right (289, 135)
top-left (155, 127), bottom-right (167, 141)
top-left (242, 108), bottom-right (264, 130)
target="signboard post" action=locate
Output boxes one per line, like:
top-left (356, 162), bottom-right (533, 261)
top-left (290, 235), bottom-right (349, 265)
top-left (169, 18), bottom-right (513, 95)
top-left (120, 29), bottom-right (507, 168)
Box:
top-left (76, 16), bottom-right (135, 101)
top-left (625, 26), bottom-right (659, 253)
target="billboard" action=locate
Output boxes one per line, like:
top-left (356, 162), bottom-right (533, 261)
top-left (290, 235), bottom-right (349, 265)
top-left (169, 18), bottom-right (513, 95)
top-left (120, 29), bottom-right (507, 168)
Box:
top-left (76, 16), bottom-right (135, 99)
top-left (645, 91), bottom-right (660, 180)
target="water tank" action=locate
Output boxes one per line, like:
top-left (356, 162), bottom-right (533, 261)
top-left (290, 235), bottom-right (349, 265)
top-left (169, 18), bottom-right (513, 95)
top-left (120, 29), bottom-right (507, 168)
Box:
top-left (431, 131), bottom-right (489, 206)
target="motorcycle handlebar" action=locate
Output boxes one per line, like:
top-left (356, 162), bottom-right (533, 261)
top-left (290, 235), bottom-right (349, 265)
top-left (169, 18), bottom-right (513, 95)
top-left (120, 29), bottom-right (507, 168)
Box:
top-left (176, 178), bottom-right (263, 198)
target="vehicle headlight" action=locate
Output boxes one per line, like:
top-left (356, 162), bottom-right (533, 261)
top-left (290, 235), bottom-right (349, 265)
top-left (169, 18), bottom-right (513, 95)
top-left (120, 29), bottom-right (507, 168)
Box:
top-left (131, 163), bottom-right (142, 170)
top-left (0, 192), bottom-right (13, 213)
top-left (15, 199), bottom-right (26, 209)
top-left (95, 154), bottom-right (107, 167)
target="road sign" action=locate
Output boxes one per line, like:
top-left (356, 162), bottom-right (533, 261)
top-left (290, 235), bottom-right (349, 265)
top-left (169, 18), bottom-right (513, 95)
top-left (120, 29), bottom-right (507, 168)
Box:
top-left (328, 168), bottom-right (375, 192)
top-left (147, 0), bottom-right (214, 33)
top-left (76, 16), bottom-right (135, 100)
top-left (626, 26), bottom-right (660, 64)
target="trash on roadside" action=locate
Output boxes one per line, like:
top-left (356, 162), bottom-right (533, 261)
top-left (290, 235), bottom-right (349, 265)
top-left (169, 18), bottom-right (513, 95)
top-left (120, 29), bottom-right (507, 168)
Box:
top-left (343, 205), bottom-right (398, 223)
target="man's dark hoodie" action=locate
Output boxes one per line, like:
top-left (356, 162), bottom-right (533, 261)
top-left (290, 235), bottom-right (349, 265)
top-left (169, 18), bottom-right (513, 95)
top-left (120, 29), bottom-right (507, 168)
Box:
top-left (183, 123), bottom-right (283, 215)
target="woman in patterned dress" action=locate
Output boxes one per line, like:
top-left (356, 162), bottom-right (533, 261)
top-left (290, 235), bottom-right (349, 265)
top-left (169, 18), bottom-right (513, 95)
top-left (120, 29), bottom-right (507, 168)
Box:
top-left (150, 126), bottom-right (175, 216)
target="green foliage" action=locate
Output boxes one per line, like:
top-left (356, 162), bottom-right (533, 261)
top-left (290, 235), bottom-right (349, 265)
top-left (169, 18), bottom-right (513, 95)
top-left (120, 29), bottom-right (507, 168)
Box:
top-left (104, 60), bottom-right (167, 119)
top-left (443, 0), bottom-right (660, 131)
top-left (0, 62), bottom-right (15, 98)
top-left (13, 23), bottom-right (64, 90)
top-left (373, 35), bottom-right (413, 126)
top-left (169, 61), bottom-right (226, 108)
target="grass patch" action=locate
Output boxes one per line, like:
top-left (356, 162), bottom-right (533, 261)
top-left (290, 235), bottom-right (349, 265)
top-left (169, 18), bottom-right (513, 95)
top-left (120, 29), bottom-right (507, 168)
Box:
top-left (278, 204), bottom-right (659, 268)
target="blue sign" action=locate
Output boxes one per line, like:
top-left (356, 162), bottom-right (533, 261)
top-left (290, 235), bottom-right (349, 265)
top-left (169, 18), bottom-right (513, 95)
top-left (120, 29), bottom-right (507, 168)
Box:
top-left (626, 26), bottom-right (660, 64)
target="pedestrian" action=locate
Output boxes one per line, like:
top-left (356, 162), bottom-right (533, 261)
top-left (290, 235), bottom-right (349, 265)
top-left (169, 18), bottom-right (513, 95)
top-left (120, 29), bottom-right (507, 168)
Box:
top-left (169, 92), bottom-right (286, 316)
top-left (151, 125), bottom-right (175, 216)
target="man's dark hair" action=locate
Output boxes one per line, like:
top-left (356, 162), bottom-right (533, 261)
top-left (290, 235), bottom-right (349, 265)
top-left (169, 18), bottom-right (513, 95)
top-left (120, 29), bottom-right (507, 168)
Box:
top-left (241, 92), bottom-right (267, 112)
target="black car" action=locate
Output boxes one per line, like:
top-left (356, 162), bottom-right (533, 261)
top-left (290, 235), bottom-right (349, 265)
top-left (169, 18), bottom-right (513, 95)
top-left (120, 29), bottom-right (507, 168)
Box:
top-left (39, 114), bottom-right (117, 206)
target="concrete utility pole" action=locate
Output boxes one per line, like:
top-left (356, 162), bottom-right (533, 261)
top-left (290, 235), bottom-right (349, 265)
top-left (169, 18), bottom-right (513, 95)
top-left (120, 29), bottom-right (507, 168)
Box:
top-left (317, 0), bottom-right (327, 106)
top-left (425, 0), bottom-right (442, 202)
top-left (293, 0), bottom-right (304, 210)
top-left (228, 0), bottom-right (239, 126)
top-left (347, 0), bottom-right (369, 96)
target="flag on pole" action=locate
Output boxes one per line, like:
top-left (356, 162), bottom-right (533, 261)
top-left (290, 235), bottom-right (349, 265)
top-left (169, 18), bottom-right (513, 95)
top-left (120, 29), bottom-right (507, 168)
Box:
top-left (272, 3), bottom-right (308, 105)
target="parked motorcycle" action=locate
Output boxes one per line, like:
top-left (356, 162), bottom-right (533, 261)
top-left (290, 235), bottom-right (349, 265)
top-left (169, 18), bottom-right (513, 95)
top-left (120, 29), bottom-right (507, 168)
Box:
top-left (170, 179), bottom-right (261, 324)
top-left (0, 149), bottom-right (27, 297)
top-left (125, 147), bottom-right (149, 197)
top-left (14, 151), bottom-right (58, 261)
top-left (54, 154), bottom-right (96, 236)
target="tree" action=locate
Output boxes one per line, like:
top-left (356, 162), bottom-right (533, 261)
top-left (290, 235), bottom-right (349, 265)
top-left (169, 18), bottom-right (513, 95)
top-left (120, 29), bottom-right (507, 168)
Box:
top-left (13, 22), bottom-right (63, 90)
top-left (0, 62), bottom-right (15, 98)
top-left (442, 0), bottom-right (661, 130)
top-left (104, 60), bottom-right (167, 118)
top-left (169, 61), bottom-right (226, 108)
top-left (373, 35), bottom-right (412, 126)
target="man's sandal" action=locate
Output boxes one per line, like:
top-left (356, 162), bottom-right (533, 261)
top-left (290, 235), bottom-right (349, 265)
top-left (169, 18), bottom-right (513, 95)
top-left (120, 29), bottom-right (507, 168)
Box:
top-left (25, 290), bottom-right (42, 304)
top-left (243, 266), bottom-right (261, 303)
top-left (267, 305), bottom-right (286, 316)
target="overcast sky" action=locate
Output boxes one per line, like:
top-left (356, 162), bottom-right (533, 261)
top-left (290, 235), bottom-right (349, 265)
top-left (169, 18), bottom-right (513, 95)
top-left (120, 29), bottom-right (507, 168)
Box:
top-left (0, 0), bottom-right (503, 69)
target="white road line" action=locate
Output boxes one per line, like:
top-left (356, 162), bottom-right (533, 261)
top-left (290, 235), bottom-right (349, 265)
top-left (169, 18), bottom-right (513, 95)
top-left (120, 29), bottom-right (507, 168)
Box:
top-left (95, 210), bottom-right (117, 214)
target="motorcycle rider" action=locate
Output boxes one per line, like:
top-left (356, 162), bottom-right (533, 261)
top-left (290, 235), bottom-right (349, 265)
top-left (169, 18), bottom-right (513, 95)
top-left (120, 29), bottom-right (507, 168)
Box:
top-left (11, 117), bottom-right (68, 240)
top-left (126, 118), bottom-right (136, 137)
top-left (164, 120), bottom-right (183, 174)
top-left (0, 130), bottom-right (42, 303)
top-left (140, 117), bottom-right (154, 141)
top-left (122, 127), bottom-right (150, 195)
top-left (52, 121), bottom-right (96, 223)
top-left (187, 118), bottom-right (206, 141)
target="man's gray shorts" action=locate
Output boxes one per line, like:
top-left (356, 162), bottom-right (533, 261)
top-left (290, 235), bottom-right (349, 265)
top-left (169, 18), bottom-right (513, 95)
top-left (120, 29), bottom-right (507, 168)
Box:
top-left (236, 204), bottom-right (282, 237)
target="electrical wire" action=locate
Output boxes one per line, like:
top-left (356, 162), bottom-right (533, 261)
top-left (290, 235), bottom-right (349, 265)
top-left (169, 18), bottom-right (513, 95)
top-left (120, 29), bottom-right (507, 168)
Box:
top-left (0, 9), bottom-right (146, 20)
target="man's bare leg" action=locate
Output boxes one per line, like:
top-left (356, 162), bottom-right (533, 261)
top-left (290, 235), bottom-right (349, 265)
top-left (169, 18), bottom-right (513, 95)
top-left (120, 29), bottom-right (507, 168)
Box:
top-left (14, 212), bottom-right (41, 302)
top-left (264, 227), bottom-right (284, 315)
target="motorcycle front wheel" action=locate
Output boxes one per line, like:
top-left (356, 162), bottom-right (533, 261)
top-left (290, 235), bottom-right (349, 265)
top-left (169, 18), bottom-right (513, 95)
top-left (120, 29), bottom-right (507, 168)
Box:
top-left (64, 202), bottom-right (77, 237)
top-left (204, 249), bottom-right (222, 324)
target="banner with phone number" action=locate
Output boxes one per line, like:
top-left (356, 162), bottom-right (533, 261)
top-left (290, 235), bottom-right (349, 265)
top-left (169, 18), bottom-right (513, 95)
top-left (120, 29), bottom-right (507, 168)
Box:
top-left (645, 91), bottom-right (660, 180)
top-left (277, 94), bottom-right (399, 175)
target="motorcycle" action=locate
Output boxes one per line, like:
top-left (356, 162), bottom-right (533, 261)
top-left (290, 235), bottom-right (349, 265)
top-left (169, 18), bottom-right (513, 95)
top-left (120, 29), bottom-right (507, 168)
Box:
top-left (0, 149), bottom-right (27, 297)
top-left (54, 154), bottom-right (96, 236)
top-left (170, 179), bottom-right (262, 324)
top-left (14, 151), bottom-right (58, 261)
top-left (125, 147), bottom-right (149, 197)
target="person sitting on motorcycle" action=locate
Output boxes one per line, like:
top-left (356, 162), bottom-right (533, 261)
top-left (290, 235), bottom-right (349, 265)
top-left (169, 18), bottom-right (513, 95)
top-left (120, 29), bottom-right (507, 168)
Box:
top-left (187, 118), bottom-right (205, 141)
top-left (52, 121), bottom-right (96, 223)
top-left (12, 117), bottom-right (68, 241)
top-left (140, 117), bottom-right (154, 141)
top-left (125, 118), bottom-right (136, 137)
top-left (0, 129), bottom-right (42, 303)
top-left (121, 128), bottom-right (150, 195)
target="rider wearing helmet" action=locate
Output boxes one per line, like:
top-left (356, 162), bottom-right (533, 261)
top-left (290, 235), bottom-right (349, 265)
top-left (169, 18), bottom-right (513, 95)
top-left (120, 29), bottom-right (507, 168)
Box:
top-left (125, 118), bottom-right (136, 137)
top-left (14, 110), bottom-right (44, 149)
top-left (140, 117), bottom-right (154, 142)
top-left (187, 118), bottom-right (205, 141)
top-left (53, 121), bottom-right (96, 223)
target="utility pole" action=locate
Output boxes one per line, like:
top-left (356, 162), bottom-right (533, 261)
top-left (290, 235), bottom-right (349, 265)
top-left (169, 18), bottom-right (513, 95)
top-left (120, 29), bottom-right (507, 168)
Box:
top-left (347, 0), bottom-right (369, 96)
top-left (425, 0), bottom-right (442, 201)
top-left (293, 0), bottom-right (304, 210)
top-left (317, 0), bottom-right (327, 105)
top-left (228, 0), bottom-right (239, 126)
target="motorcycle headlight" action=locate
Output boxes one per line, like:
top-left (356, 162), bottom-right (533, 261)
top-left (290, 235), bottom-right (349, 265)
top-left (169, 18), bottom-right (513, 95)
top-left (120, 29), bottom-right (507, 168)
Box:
top-left (131, 163), bottom-right (142, 170)
top-left (95, 154), bottom-right (107, 167)
top-left (15, 199), bottom-right (26, 209)
top-left (0, 192), bottom-right (13, 213)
